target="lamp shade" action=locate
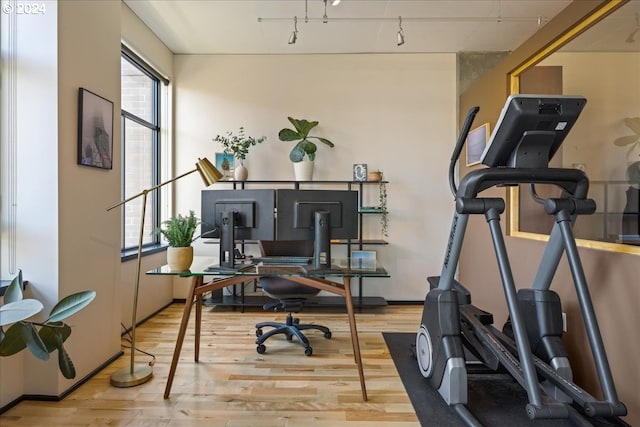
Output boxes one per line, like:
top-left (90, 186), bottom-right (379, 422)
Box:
top-left (196, 157), bottom-right (223, 186)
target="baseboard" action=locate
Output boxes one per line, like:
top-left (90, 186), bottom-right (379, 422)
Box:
top-left (0, 350), bottom-right (123, 415)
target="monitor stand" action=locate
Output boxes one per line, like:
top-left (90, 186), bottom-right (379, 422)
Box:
top-left (205, 210), bottom-right (241, 273)
top-left (313, 210), bottom-right (331, 269)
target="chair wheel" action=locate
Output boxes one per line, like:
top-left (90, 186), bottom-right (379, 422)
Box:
top-left (304, 346), bottom-right (313, 356)
top-left (324, 331), bottom-right (332, 339)
top-left (256, 328), bottom-right (263, 337)
top-left (286, 333), bottom-right (294, 341)
top-left (257, 344), bottom-right (266, 354)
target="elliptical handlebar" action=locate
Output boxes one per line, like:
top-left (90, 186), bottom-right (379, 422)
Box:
top-left (449, 106), bottom-right (480, 197)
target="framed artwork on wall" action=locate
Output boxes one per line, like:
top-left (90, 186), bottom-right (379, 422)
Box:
top-left (77, 87), bottom-right (114, 169)
top-left (466, 122), bottom-right (490, 166)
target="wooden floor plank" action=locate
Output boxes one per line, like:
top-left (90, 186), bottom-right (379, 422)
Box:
top-left (0, 303), bottom-right (423, 426)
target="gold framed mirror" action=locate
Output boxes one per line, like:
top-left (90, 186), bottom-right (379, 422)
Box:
top-left (508, 0), bottom-right (640, 255)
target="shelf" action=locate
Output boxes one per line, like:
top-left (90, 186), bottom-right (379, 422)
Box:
top-left (202, 179), bottom-right (389, 309)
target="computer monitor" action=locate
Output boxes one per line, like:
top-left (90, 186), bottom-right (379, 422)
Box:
top-left (481, 94), bottom-right (587, 168)
top-left (201, 189), bottom-right (275, 269)
top-left (276, 189), bottom-right (358, 269)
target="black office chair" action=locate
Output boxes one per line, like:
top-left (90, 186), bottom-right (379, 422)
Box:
top-left (255, 240), bottom-right (332, 356)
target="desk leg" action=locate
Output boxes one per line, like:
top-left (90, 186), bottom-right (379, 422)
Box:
top-left (343, 277), bottom-right (368, 401)
top-left (195, 288), bottom-right (202, 363)
top-left (164, 276), bottom-right (201, 399)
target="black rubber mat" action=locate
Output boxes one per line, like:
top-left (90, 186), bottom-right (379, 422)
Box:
top-left (382, 332), bottom-right (630, 427)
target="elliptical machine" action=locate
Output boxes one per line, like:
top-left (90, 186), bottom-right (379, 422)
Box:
top-left (416, 95), bottom-right (627, 426)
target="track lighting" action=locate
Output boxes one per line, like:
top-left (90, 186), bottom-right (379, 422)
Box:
top-left (257, 6), bottom-right (550, 46)
top-left (397, 16), bottom-right (405, 46)
top-left (288, 16), bottom-right (298, 44)
top-left (323, 0), bottom-right (328, 23)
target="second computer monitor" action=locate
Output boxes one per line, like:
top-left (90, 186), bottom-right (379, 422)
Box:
top-left (276, 189), bottom-right (358, 268)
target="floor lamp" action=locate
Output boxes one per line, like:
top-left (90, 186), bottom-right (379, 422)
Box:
top-left (107, 157), bottom-right (222, 387)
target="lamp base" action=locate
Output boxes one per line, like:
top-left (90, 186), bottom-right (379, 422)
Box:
top-left (110, 364), bottom-right (153, 388)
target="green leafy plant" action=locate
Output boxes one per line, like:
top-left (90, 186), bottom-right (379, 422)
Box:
top-left (155, 210), bottom-right (200, 247)
top-left (278, 117), bottom-right (335, 162)
top-left (378, 172), bottom-right (389, 238)
top-left (213, 127), bottom-right (266, 162)
top-left (0, 270), bottom-right (96, 379)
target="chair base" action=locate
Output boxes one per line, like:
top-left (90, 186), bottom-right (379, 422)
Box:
top-left (255, 312), bottom-right (331, 356)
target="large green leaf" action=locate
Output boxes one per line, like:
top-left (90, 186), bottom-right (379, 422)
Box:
top-left (39, 323), bottom-right (72, 353)
top-left (0, 322), bottom-right (28, 356)
top-left (47, 329), bottom-right (76, 379)
top-left (0, 299), bottom-right (43, 326)
top-left (289, 146), bottom-right (306, 162)
top-left (57, 341), bottom-right (76, 379)
top-left (288, 117), bottom-right (318, 137)
top-left (47, 291), bottom-right (96, 323)
top-left (314, 137), bottom-right (335, 148)
top-left (278, 128), bottom-right (301, 142)
top-left (4, 270), bottom-right (24, 304)
top-left (21, 322), bottom-right (49, 361)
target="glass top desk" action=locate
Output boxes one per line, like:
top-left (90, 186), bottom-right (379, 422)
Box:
top-left (147, 256), bottom-right (390, 401)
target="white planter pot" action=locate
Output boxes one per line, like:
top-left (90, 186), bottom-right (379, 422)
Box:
top-left (167, 246), bottom-right (194, 271)
top-left (293, 158), bottom-right (314, 181)
top-left (234, 163), bottom-right (248, 181)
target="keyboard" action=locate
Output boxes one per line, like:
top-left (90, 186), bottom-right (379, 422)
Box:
top-left (256, 265), bottom-right (305, 275)
top-left (301, 266), bottom-right (344, 275)
top-left (252, 256), bottom-right (312, 265)
top-left (204, 263), bottom-right (255, 273)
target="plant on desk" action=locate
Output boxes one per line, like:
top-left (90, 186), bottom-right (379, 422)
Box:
top-left (155, 210), bottom-right (200, 271)
top-left (0, 270), bottom-right (96, 379)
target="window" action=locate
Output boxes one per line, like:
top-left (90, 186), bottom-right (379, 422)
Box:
top-left (120, 47), bottom-right (169, 256)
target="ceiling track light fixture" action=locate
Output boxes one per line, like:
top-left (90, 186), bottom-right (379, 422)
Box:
top-left (258, 16), bottom-right (550, 25)
top-left (257, 2), bottom-right (550, 46)
top-left (397, 16), bottom-right (405, 46)
top-left (323, 0), bottom-right (329, 23)
top-left (288, 16), bottom-right (298, 44)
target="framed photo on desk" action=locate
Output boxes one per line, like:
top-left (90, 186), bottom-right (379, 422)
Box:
top-left (350, 250), bottom-right (376, 270)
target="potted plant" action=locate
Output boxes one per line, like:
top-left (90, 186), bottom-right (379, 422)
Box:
top-left (0, 270), bottom-right (96, 379)
top-left (278, 117), bottom-right (335, 180)
top-left (213, 127), bottom-right (266, 181)
top-left (155, 210), bottom-right (200, 271)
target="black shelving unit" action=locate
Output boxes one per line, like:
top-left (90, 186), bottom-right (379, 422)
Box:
top-left (205, 180), bottom-right (389, 309)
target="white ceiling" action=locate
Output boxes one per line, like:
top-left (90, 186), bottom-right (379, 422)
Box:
top-left (124, 0), bottom-right (580, 55)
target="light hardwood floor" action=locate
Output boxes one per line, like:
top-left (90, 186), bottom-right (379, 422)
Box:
top-left (1, 303), bottom-right (424, 426)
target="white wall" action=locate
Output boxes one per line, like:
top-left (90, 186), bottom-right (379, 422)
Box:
top-left (173, 53), bottom-right (457, 301)
top-left (1, 0), bottom-right (123, 407)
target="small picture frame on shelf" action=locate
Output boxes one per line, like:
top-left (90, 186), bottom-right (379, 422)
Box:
top-left (350, 250), bottom-right (377, 270)
top-left (353, 163), bottom-right (368, 181)
top-left (215, 152), bottom-right (235, 180)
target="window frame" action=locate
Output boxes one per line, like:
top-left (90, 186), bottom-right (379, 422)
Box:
top-left (120, 46), bottom-right (167, 260)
